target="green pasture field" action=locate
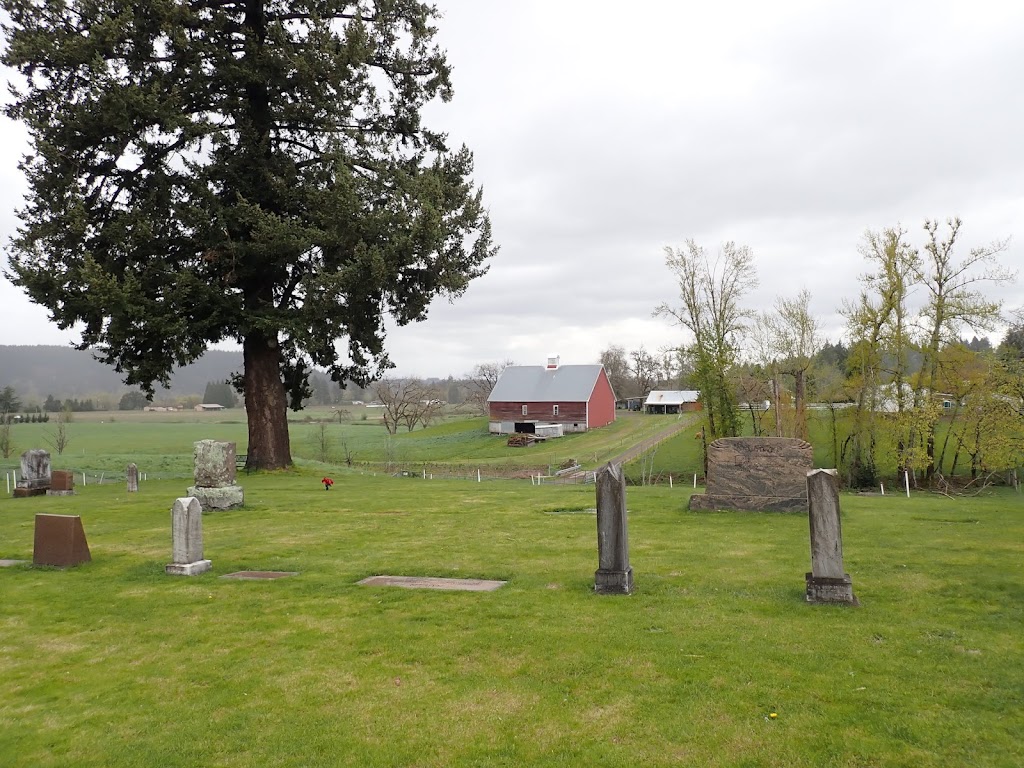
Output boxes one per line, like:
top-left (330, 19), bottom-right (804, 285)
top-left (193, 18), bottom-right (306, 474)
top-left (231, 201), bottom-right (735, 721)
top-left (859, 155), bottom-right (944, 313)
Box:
top-left (1, 472), bottom-right (1021, 767)
top-left (623, 410), bottom-right (1015, 485)
top-left (0, 410), bottom-right (683, 479)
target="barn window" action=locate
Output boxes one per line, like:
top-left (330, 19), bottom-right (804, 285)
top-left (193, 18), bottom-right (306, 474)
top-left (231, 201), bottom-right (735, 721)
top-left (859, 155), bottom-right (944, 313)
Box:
top-left (522, 404), bottom-right (528, 416)
top-left (553, 404), bottom-right (559, 416)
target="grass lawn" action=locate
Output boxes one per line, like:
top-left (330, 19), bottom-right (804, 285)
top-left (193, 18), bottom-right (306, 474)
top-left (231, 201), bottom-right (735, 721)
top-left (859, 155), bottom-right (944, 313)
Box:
top-left (1, 471), bottom-right (1022, 766)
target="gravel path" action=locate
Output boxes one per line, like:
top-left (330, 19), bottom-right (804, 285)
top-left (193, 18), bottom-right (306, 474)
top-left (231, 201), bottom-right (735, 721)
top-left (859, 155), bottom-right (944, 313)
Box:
top-left (605, 413), bottom-right (701, 467)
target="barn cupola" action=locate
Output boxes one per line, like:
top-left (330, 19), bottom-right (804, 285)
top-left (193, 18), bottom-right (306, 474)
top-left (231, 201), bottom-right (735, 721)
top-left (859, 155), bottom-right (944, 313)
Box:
top-left (546, 354), bottom-right (560, 370)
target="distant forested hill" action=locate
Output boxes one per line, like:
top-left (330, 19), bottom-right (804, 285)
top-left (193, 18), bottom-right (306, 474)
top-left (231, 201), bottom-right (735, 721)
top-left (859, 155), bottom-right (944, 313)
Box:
top-left (0, 345), bottom-right (243, 402)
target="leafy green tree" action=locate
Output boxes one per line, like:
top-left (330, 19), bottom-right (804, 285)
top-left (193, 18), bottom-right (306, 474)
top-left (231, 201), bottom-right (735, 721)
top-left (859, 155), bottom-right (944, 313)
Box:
top-left (2, 1), bottom-right (495, 470)
top-left (119, 390), bottom-right (151, 411)
top-left (842, 227), bottom-right (918, 485)
top-left (0, 385), bottom-right (21, 415)
top-left (913, 218), bottom-right (1014, 479)
top-left (655, 240), bottom-right (757, 441)
top-left (202, 381), bottom-right (238, 408)
top-left (43, 394), bottom-right (62, 413)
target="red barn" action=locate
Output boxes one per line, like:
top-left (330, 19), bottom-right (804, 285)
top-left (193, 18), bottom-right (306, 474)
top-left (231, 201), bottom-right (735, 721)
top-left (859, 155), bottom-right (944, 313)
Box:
top-left (487, 356), bottom-right (616, 434)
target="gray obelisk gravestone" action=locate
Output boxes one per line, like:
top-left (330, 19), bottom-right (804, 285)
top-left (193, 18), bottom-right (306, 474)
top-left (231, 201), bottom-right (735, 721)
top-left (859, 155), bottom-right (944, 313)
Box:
top-left (594, 462), bottom-right (634, 595)
top-left (165, 497), bottom-right (212, 576)
top-left (805, 469), bottom-right (857, 605)
top-left (126, 463), bottom-right (139, 493)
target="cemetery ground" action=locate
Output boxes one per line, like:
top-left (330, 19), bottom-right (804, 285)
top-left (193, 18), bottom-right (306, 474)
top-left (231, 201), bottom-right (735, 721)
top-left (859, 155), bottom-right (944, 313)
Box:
top-left (1, 467), bottom-right (1022, 766)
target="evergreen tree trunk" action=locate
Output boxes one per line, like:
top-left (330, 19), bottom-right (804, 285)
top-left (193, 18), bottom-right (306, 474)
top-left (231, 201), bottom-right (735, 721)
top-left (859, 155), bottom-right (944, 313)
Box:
top-left (243, 332), bottom-right (292, 470)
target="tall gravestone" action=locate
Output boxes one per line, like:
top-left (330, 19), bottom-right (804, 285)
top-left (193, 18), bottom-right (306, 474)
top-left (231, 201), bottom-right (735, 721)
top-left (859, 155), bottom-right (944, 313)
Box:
top-left (14, 449), bottom-right (51, 497)
top-left (594, 462), bottom-right (634, 595)
top-left (166, 497), bottom-right (212, 575)
top-left (186, 440), bottom-right (244, 510)
top-left (688, 437), bottom-right (813, 512)
top-left (126, 463), bottom-right (139, 493)
top-left (164, 499), bottom-right (210, 577)
top-left (805, 469), bottom-right (857, 605)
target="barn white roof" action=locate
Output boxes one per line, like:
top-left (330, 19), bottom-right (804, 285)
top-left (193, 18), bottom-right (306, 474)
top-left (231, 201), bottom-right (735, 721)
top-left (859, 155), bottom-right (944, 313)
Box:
top-left (488, 365), bottom-right (605, 402)
top-left (644, 390), bottom-right (700, 405)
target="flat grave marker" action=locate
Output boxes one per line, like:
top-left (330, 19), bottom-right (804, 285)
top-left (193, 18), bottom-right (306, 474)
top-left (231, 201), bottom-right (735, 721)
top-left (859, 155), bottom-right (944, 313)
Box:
top-left (357, 575), bottom-right (506, 592)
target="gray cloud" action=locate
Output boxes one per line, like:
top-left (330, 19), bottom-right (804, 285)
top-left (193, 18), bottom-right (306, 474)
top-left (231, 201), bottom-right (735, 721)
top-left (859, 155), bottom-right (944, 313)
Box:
top-left (1, 0), bottom-right (1021, 380)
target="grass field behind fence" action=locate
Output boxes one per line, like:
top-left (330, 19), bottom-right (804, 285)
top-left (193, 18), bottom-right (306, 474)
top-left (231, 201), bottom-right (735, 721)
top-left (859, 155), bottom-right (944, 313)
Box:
top-left (1, 466), bottom-right (1023, 767)
top-left (0, 409), bottom-right (687, 480)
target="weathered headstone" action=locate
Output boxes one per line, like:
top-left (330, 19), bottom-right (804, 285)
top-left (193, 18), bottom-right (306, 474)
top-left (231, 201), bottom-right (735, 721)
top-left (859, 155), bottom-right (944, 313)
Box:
top-left (33, 514), bottom-right (91, 567)
top-left (594, 462), bottom-right (634, 595)
top-left (47, 470), bottom-right (75, 496)
top-left (14, 449), bottom-right (51, 497)
top-left (805, 469), bottom-right (857, 605)
top-left (186, 440), bottom-right (243, 510)
top-left (165, 497), bottom-right (212, 576)
top-left (688, 437), bottom-right (813, 512)
top-left (126, 463), bottom-right (139, 493)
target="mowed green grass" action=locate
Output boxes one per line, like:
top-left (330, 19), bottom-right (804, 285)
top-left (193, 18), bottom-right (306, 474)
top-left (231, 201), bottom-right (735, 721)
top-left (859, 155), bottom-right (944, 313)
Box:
top-left (1, 472), bottom-right (1022, 767)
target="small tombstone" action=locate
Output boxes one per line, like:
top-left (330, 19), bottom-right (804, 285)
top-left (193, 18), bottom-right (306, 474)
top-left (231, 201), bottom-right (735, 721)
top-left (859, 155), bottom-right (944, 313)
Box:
top-left (33, 514), bottom-right (91, 567)
top-left (165, 497), bottom-right (212, 576)
top-left (126, 463), bottom-right (139, 493)
top-left (805, 469), bottom-right (858, 605)
top-left (594, 462), bottom-right (634, 595)
top-left (14, 449), bottom-right (51, 497)
top-left (47, 470), bottom-right (75, 496)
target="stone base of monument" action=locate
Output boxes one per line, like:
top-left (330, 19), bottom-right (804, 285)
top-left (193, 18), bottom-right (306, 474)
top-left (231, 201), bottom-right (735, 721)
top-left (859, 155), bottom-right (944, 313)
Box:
top-left (594, 567), bottom-right (634, 595)
top-left (14, 487), bottom-right (48, 498)
top-left (165, 559), bottom-right (212, 576)
top-left (46, 490), bottom-right (75, 497)
top-left (688, 493), bottom-right (806, 512)
top-left (805, 573), bottom-right (858, 606)
top-left (187, 485), bottom-right (244, 510)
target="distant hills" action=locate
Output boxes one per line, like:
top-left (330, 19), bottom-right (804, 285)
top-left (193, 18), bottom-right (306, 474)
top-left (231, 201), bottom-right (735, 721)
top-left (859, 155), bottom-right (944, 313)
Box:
top-left (0, 345), bottom-right (244, 401)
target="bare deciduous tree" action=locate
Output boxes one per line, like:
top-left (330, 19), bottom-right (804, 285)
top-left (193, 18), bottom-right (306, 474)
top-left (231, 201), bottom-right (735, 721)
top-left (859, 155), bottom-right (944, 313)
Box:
top-left (46, 412), bottom-right (71, 455)
top-left (655, 240), bottom-right (758, 439)
top-left (374, 378), bottom-right (444, 434)
top-left (466, 360), bottom-right (515, 415)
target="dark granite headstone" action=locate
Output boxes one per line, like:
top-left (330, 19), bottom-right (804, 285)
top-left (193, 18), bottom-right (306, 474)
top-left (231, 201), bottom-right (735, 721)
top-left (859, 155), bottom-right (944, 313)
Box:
top-left (50, 470), bottom-right (74, 491)
top-left (33, 514), bottom-right (91, 567)
top-left (805, 469), bottom-right (857, 605)
top-left (594, 462), bottom-right (633, 594)
top-left (688, 437), bottom-right (813, 511)
top-left (46, 470), bottom-right (75, 496)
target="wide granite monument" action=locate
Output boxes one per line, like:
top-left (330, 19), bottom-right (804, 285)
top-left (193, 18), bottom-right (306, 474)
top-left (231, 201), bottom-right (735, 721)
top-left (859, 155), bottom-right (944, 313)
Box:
top-left (688, 437), bottom-right (813, 512)
top-left (187, 440), bottom-right (244, 511)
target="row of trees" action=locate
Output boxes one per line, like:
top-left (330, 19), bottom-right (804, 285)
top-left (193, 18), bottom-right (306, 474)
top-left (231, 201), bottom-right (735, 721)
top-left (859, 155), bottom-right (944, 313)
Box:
top-left (657, 219), bottom-right (1021, 486)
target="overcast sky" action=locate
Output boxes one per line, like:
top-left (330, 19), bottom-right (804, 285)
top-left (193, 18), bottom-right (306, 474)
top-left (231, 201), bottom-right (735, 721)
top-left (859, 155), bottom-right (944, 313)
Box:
top-left (1, 0), bottom-right (1022, 380)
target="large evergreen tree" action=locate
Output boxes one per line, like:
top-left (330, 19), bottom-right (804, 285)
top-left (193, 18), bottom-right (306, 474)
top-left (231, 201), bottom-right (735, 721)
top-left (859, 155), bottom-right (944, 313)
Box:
top-left (2, 0), bottom-right (495, 469)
